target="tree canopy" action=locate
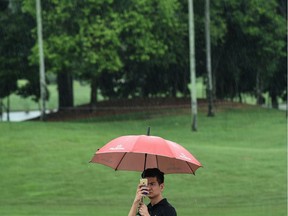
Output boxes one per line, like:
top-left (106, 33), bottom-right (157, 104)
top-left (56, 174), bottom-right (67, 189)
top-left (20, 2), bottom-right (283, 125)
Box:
top-left (0, 0), bottom-right (286, 109)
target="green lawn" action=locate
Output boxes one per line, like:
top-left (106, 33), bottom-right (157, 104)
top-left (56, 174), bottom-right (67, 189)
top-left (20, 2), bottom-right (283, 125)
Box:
top-left (0, 106), bottom-right (286, 215)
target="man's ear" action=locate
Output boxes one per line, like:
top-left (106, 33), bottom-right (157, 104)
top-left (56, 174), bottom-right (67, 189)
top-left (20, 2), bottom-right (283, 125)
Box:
top-left (160, 183), bottom-right (164, 191)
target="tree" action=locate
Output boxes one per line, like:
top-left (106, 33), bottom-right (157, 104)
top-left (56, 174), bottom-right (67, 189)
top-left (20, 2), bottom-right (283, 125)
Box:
top-left (17, 0), bottom-right (285, 110)
top-left (207, 0), bottom-right (286, 106)
top-left (23, 0), bottom-right (78, 109)
top-left (23, 0), bottom-right (125, 109)
top-left (113, 0), bottom-right (170, 98)
top-left (265, 0), bottom-right (287, 108)
top-left (205, 0), bottom-right (214, 116)
top-left (97, 0), bottom-right (190, 99)
top-left (75, 1), bottom-right (123, 107)
top-left (0, 0), bottom-right (37, 102)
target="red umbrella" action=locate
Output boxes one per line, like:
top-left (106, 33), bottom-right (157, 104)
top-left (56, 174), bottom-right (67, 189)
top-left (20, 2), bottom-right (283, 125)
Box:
top-left (90, 130), bottom-right (202, 174)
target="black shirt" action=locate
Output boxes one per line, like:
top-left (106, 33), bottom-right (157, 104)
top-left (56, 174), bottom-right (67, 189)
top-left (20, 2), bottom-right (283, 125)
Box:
top-left (147, 198), bottom-right (177, 216)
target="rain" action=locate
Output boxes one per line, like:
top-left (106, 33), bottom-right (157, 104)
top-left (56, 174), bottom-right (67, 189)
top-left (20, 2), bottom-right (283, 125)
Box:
top-left (0, 0), bottom-right (286, 215)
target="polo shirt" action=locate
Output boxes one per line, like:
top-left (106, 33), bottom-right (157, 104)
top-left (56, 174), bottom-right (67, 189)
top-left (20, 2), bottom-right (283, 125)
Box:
top-left (147, 198), bottom-right (177, 216)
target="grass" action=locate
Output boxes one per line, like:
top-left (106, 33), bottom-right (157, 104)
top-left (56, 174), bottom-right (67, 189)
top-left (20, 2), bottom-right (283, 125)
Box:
top-left (0, 106), bottom-right (287, 215)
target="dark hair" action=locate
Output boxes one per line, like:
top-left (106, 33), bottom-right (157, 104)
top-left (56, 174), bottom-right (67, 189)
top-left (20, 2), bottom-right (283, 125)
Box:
top-left (141, 168), bottom-right (164, 184)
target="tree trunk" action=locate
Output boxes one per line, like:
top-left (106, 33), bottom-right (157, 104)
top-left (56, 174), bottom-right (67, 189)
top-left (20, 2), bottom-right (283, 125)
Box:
top-left (213, 68), bottom-right (216, 100)
top-left (205, 0), bottom-right (214, 117)
top-left (238, 92), bottom-right (242, 103)
top-left (6, 96), bottom-right (10, 122)
top-left (256, 72), bottom-right (263, 105)
top-left (57, 70), bottom-right (74, 110)
top-left (0, 99), bottom-right (2, 121)
top-left (90, 77), bottom-right (98, 109)
top-left (270, 91), bottom-right (279, 109)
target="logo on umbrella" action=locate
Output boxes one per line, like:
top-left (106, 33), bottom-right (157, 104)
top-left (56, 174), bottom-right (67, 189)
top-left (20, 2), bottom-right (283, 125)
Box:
top-left (109, 144), bottom-right (125, 151)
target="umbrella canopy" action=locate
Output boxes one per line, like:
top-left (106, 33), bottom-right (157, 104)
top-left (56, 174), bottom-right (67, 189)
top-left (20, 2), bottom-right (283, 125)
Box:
top-left (90, 135), bottom-right (202, 174)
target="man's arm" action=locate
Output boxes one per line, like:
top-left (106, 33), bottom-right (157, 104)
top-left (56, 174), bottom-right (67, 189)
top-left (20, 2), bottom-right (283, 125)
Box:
top-left (128, 184), bottom-right (148, 216)
top-left (128, 200), bottom-right (140, 216)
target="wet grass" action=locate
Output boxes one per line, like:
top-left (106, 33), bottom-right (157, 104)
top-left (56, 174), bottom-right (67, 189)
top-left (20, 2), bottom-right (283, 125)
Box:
top-left (0, 106), bottom-right (286, 215)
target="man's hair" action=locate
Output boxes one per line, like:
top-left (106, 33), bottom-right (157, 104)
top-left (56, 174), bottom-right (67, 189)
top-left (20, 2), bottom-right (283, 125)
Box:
top-left (141, 168), bottom-right (164, 184)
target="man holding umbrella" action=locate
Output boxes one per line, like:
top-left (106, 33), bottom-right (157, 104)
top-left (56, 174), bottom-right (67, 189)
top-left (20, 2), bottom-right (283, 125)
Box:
top-left (128, 168), bottom-right (177, 216)
top-left (90, 132), bottom-right (202, 215)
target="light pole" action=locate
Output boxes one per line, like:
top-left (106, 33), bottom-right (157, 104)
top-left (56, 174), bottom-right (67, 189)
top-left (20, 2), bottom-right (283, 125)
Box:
top-left (36, 0), bottom-right (46, 121)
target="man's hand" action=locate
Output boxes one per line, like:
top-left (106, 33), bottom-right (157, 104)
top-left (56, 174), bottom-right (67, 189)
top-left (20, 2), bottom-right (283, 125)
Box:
top-left (134, 183), bottom-right (149, 204)
top-left (128, 183), bottom-right (150, 216)
top-left (138, 202), bottom-right (150, 216)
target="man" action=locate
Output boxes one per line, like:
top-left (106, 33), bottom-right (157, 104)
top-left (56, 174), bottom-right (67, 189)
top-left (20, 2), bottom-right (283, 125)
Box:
top-left (128, 168), bottom-right (177, 216)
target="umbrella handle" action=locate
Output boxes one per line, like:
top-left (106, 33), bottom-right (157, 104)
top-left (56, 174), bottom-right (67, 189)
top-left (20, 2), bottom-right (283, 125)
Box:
top-left (136, 197), bottom-right (144, 216)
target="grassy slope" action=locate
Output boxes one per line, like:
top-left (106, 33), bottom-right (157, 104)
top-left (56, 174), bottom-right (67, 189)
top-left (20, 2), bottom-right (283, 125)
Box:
top-left (0, 107), bottom-right (286, 215)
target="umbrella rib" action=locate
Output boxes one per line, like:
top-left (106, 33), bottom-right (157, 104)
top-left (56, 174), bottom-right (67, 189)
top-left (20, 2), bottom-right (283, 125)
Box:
top-left (115, 152), bottom-right (127, 171)
top-left (186, 162), bottom-right (196, 175)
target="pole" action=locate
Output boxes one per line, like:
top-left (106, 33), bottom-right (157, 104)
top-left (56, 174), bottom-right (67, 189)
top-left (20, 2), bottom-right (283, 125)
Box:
top-left (205, 0), bottom-right (214, 117)
top-left (36, 0), bottom-right (46, 121)
top-left (147, 127), bottom-right (150, 136)
top-left (188, 0), bottom-right (197, 131)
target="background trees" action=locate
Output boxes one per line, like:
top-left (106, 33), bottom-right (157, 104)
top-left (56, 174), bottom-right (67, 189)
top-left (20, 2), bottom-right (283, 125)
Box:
top-left (0, 0), bottom-right (286, 110)
top-left (0, 1), bottom-right (36, 100)
top-left (210, 0), bottom-right (286, 106)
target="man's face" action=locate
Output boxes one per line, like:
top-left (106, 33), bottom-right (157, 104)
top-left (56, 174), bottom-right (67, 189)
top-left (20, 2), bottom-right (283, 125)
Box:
top-left (146, 177), bottom-right (164, 199)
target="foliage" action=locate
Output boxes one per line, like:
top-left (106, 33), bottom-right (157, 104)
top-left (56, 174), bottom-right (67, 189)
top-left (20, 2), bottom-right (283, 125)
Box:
top-left (0, 0), bottom-right (286, 108)
top-left (99, 0), bottom-right (190, 98)
top-left (0, 1), bottom-right (36, 99)
top-left (209, 0), bottom-right (286, 103)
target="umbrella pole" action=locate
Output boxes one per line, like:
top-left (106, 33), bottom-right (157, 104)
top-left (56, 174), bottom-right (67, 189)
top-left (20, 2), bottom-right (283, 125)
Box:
top-left (142, 123), bottom-right (148, 202)
top-left (142, 126), bottom-right (148, 199)
top-left (144, 153), bottom-right (147, 171)
top-left (143, 126), bottom-right (150, 172)
top-left (142, 154), bottom-right (148, 204)
top-left (140, 153), bottom-right (147, 213)
top-left (147, 127), bottom-right (150, 136)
